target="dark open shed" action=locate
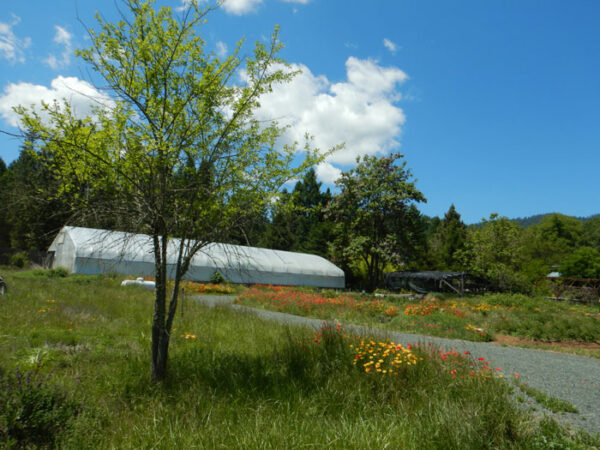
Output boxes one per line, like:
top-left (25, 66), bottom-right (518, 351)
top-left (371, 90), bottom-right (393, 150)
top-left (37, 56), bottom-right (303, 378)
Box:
top-left (384, 271), bottom-right (469, 295)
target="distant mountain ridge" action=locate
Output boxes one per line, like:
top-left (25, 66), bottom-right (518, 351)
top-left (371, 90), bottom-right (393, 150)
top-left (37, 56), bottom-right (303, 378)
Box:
top-left (510, 213), bottom-right (600, 228)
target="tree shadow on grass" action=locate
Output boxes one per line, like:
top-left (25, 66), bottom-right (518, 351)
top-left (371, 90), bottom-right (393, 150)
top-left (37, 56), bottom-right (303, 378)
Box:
top-left (165, 335), bottom-right (337, 399)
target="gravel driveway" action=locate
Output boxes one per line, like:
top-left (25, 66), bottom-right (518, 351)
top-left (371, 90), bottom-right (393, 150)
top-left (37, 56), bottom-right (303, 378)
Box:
top-left (192, 295), bottom-right (600, 435)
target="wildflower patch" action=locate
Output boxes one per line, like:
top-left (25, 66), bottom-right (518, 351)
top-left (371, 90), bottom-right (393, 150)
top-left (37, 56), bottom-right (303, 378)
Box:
top-left (351, 339), bottom-right (420, 374)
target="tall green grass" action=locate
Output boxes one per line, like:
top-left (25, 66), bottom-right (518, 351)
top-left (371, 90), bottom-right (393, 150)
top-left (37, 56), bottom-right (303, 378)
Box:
top-left (0, 270), bottom-right (598, 448)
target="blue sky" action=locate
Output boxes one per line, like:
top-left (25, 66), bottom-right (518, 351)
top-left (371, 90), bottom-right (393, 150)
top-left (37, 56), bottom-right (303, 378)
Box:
top-left (1, 0), bottom-right (599, 224)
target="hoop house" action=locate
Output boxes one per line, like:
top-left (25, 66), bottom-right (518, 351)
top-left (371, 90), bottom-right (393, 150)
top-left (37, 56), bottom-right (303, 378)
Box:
top-left (48, 226), bottom-right (345, 288)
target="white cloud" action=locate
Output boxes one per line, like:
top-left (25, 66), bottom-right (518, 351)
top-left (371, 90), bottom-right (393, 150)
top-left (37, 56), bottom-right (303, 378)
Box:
top-left (0, 14), bottom-right (31, 63)
top-left (221, 0), bottom-right (262, 15)
top-left (44, 25), bottom-right (73, 69)
top-left (0, 76), bottom-right (114, 127)
top-left (54, 26), bottom-right (72, 46)
top-left (383, 38), bottom-right (398, 54)
top-left (251, 57), bottom-right (408, 184)
top-left (215, 41), bottom-right (227, 58)
top-left (178, 0), bottom-right (310, 15)
top-left (316, 162), bottom-right (342, 184)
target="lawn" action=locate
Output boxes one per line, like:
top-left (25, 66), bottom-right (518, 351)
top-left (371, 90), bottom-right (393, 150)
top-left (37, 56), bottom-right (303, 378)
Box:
top-left (235, 285), bottom-right (600, 357)
top-left (1, 270), bottom-right (599, 448)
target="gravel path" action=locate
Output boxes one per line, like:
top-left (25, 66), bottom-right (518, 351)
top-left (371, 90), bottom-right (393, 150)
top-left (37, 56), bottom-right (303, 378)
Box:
top-left (192, 295), bottom-right (600, 435)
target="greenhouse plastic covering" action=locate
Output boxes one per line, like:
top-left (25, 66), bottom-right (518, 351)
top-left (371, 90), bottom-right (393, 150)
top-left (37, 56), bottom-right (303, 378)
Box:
top-left (48, 226), bottom-right (345, 288)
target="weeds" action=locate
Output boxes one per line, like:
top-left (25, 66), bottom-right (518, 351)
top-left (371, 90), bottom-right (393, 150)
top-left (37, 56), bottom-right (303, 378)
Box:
top-left (0, 365), bottom-right (79, 448)
top-left (0, 270), bottom-right (598, 448)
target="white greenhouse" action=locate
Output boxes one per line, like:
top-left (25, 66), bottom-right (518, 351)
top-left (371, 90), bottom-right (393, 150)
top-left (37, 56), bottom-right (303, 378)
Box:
top-left (48, 226), bottom-right (345, 288)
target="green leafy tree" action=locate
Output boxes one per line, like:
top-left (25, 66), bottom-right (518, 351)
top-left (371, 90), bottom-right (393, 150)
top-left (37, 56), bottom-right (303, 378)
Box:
top-left (581, 217), bottom-right (600, 252)
top-left (16, 0), bottom-right (324, 382)
top-left (521, 214), bottom-right (583, 279)
top-left (462, 214), bottom-right (528, 292)
top-left (326, 153), bottom-right (426, 290)
top-left (559, 247), bottom-right (600, 278)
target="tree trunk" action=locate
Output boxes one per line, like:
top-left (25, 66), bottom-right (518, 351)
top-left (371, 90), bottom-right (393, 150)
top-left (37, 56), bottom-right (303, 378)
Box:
top-left (151, 233), bottom-right (169, 383)
top-left (151, 325), bottom-right (170, 383)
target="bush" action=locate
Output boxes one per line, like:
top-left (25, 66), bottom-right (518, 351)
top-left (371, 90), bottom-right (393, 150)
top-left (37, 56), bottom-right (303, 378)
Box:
top-left (32, 267), bottom-right (69, 278)
top-left (0, 366), bottom-right (79, 448)
top-left (210, 271), bottom-right (225, 284)
top-left (9, 252), bottom-right (29, 269)
top-left (47, 267), bottom-right (69, 278)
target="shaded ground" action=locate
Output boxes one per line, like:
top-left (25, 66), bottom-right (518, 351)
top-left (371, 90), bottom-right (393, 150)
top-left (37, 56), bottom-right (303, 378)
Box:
top-left (191, 294), bottom-right (600, 435)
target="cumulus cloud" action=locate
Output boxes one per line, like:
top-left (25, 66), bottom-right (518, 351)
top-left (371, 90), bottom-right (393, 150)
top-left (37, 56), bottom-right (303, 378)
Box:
top-left (215, 41), bottom-right (227, 58)
top-left (0, 14), bottom-right (31, 63)
top-left (383, 38), bottom-right (398, 54)
top-left (177, 0), bottom-right (307, 15)
top-left (316, 162), bottom-right (342, 184)
top-left (44, 25), bottom-right (73, 69)
top-left (250, 57), bottom-right (408, 183)
top-left (221, 0), bottom-right (263, 15)
top-left (0, 76), bottom-right (114, 127)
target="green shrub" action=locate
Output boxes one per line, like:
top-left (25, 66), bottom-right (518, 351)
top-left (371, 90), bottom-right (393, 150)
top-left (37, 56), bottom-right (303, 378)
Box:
top-left (9, 252), bottom-right (29, 269)
top-left (0, 366), bottom-right (79, 448)
top-left (320, 288), bottom-right (339, 298)
top-left (47, 267), bottom-right (69, 278)
top-left (32, 267), bottom-right (69, 278)
top-left (210, 271), bottom-right (225, 284)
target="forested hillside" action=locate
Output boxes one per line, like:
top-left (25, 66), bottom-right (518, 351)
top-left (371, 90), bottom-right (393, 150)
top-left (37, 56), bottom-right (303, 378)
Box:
top-left (511, 213), bottom-right (599, 229)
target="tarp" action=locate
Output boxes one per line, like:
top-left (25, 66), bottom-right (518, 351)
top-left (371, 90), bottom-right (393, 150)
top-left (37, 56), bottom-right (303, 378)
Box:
top-left (48, 226), bottom-right (345, 288)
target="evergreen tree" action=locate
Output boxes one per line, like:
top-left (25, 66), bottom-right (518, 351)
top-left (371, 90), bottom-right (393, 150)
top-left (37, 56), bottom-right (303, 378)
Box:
top-left (434, 204), bottom-right (467, 270)
top-left (260, 189), bottom-right (298, 251)
top-left (290, 168), bottom-right (333, 257)
top-left (260, 168), bottom-right (334, 257)
top-left (3, 139), bottom-right (70, 250)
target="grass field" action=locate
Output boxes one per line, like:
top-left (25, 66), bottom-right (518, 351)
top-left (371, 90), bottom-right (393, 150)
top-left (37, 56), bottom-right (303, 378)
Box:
top-left (235, 285), bottom-right (600, 357)
top-left (1, 270), bottom-right (599, 448)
